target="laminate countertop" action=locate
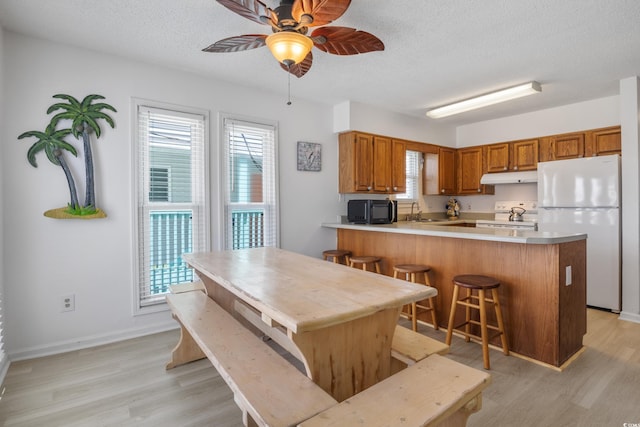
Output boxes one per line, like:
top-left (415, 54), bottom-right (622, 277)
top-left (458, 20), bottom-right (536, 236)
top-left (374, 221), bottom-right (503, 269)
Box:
top-left (322, 220), bottom-right (586, 245)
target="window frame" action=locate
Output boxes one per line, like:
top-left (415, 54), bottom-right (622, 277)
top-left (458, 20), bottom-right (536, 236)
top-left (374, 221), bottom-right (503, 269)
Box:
top-left (218, 113), bottom-right (280, 251)
top-left (131, 98), bottom-right (210, 315)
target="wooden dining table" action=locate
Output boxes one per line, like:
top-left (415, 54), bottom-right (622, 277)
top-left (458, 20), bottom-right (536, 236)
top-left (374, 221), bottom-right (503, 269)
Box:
top-left (183, 247), bottom-right (437, 402)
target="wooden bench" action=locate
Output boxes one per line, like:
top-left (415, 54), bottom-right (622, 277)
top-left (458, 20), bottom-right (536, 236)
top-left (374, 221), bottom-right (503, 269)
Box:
top-left (167, 290), bottom-right (490, 427)
top-left (391, 324), bottom-right (450, 374)
top-left (298, 354), bottom-right (491, 427)
top-left (166, 291), bottom-right (337, 427)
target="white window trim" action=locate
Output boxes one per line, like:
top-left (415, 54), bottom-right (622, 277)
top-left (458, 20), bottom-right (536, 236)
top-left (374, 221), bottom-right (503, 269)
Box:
top-left (131, 98), bottom-right (210, 315)
top-left (216, 113), bottom-right (280, 251)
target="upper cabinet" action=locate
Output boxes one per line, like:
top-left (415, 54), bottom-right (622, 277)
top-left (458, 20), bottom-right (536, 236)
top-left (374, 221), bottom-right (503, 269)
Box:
top-left (485, 139), bottom-right (538, 173)
top-left (539, 132), bottom-right (585, 162)
top-left (338, 131), bottom-right (406, 193)
top-left (512, 139), bottom-right (539, 170)
top-left (586, 126), bottom-right (622, 157)
top-left (539, 126), bottom-right (620, 162)
top-left (485, 143), bottom-right (510, 172)
top-left (437, 147), bottom-right (457, 195)
top-left (457, 147), bottom-right (494, 195)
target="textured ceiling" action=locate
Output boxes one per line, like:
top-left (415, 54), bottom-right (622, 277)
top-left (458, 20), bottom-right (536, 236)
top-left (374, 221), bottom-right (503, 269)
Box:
top-left (1, 0), bottom-right (639, 126)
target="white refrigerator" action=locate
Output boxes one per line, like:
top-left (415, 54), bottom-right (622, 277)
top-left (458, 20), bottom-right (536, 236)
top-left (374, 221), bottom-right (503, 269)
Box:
top-left (537, 154), bottom-right (621, 312)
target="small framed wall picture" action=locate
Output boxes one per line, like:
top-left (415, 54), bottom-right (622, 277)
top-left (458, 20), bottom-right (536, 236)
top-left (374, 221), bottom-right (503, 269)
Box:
top-left (297, 141), bottom-right (322, 171)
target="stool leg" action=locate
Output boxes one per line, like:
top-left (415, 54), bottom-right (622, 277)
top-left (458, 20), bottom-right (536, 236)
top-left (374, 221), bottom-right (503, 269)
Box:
top-left (423, 271), bottom-right (438, 330)
top-left (478, 288), bottom-right (490, 370)
top-left (374, 262), bottom-right (381, 274)
top-left (492, 288), bottom-right (510, 355)
top-left (445, 285), bottom-right (460, 346)
top-left (411, 302), bottom-right (418, 331)
top-left (464, 288), bottom-right (471, 342)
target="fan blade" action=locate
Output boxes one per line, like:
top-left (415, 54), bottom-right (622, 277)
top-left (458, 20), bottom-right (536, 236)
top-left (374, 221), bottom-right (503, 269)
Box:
top-left (216, 0), bottom-right (276, 26)
top-left (311, 26), bottom-right (384, 55)
top-left (202, 35), bottom-right (267, 52)
top-left (280, 51), bottom-right (313, 77)
top-left (291, 0), bottom-right (351, 27)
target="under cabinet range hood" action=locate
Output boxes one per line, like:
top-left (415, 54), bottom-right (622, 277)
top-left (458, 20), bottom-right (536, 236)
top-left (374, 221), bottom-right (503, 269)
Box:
top-left (480, 171), bottom-right (538, 185)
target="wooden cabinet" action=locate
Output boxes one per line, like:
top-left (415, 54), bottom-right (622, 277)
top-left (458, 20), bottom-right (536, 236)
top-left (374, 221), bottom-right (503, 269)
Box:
top-left (540, 127), bottom-right (621, 161)
top-left (437, 147), bottom-right (457, 195)
top-left (586, 126), bottom-right (621, 156)
top-left (486, 143), bottom-right (510, 172)
top-left (338, 131), bottom-right (406, 193)
top-left (512, 139), bottom-right (538, 170)
top-left (539, 132), bottom-right (585, 162)
top-left (457, 147), bottom-right (494, 195)
top-left (486, 139), bottom-right (538, 172)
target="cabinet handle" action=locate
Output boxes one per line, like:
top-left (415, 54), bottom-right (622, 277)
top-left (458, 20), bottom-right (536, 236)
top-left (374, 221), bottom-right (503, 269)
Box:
top-left (367, 186), bottom-right (372, 191)
top-left (386, 186), bottom-right (390, 191)
top-left (441, 189), bottom-right (445, 193)
top-left (477, 188), bottom-right (481, 192)
top-left (514, 166), bottom-right (518, 170)
top-left (503, 166), bottom-right (507, 171)
top-left (393, 186), bottom-right (398, 191)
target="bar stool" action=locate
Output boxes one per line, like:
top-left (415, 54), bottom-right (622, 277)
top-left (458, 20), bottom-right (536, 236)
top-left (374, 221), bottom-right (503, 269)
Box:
top-left (322, 249), bottom-right (351, 265)
top-left (349, 255), bottom-right (382, 273)
top-left (445, 274), bottom-right (509, 370)
top-left (393, 264), bottom-right (438, 332)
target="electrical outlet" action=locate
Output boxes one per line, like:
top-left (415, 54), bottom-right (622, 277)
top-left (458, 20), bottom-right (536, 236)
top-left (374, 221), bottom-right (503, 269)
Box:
top-left (565, 266), bottom-right (572, 286)
top-left (61, 294), bottom-right (75, 312)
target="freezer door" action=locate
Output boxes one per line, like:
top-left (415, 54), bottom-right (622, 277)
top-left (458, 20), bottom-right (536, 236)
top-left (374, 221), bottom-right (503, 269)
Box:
top-left (537, 155), bottom-right (620, 208)
top-left (538, 208), bottom-right (621, 311)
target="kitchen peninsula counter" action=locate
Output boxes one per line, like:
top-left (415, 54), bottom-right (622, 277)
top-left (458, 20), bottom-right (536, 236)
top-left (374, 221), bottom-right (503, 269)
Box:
top-left (322, 221), bottom-right (587, 368)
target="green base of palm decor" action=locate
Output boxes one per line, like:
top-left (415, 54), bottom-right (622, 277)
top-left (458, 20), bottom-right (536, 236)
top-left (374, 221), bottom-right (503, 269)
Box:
top-left (44, 207), bottom-right (107, 220)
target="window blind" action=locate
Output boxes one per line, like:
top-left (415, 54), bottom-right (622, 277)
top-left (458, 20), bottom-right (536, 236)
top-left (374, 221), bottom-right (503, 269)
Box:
top-left (396, 150), bottom-right (421, 201)
top-left (136, 105), bottom-right (208, 308)
top-left (223, 117), bottom-right (279, 250)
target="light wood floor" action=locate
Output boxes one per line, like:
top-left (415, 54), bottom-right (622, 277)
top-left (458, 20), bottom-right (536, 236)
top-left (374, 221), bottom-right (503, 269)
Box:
top-left (1, 308), bottom-right (639, 427)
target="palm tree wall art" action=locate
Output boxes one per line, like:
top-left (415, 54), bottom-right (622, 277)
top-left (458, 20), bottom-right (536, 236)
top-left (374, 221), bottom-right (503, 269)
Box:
top-left (18, 93), bottom-right (117, 219)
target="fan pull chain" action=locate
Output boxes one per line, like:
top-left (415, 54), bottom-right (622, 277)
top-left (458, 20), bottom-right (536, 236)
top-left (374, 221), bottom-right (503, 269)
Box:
top-left (286, 65), bottom-right (292, 106)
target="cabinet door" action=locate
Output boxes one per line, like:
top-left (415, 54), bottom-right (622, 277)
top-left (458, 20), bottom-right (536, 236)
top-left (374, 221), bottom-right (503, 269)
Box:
top-left (391, 139), bottom-right (407, 193)
top-left (372, 136), bottom-right (392, 192)
top-left (587, 127), bottom-right (621, 156)
top-left (486, 143), bottom-right (510, 172)
top-left (512, 139), bottom-right (538, 170)
top-left (457, 147), bottom-right (483, 194)
top-left (438, 147), bottom-right (456, 195)
top-left (339, 132), bottom-right (374, 193)
top-left (552, 133), bottom-right (585, 159)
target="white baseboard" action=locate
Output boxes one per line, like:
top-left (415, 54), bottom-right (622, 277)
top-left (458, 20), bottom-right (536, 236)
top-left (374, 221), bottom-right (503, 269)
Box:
top-left (7, 320), bottom-right (179, 362)
top-left (618, 310), bottom-right (640, 324)
top-left (0, 355), bottom-right (10, 387)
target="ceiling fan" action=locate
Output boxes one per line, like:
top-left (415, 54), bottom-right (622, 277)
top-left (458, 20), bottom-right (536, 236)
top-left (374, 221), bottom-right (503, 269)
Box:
top-left (203, 0), bottom-right (385, 78)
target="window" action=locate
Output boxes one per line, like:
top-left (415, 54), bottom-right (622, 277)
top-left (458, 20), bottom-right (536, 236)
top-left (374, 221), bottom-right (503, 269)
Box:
top-left (222, 116), bottom-right (279, 250)
top-left (396, 150), bottom-right (421, 201)
top-left (134, 103), bottom-right (208, 310)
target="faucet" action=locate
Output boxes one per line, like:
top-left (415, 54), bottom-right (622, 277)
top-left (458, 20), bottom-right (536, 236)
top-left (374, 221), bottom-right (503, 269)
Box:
top-left (409, 201), bottom-right (418, 221)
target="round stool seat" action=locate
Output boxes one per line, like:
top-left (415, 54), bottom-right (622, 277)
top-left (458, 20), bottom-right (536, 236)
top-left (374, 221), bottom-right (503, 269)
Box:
top-left (322, 249), bottom-right (351, 265)
top-left (349, 255), bottom-right (382, 273)
top-left (394, 264), bottom-right (432, 274)
top-left (453, 274), bottom-right (500, 290)
top-left (350, 255), bottom-right (381, 264)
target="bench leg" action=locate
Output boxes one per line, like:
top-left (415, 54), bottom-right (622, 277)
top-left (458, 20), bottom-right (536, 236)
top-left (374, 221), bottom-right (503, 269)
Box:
top-left (165, 316), bottom-right (206, 369)
top-left (436, 394), bottom-right (483, 427)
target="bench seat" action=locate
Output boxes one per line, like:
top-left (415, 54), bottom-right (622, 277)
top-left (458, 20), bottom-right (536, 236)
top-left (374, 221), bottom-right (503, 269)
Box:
top-left (298, 354), bottom-right (491, 427)
top-left (166, 291), bottom-right (337, 427)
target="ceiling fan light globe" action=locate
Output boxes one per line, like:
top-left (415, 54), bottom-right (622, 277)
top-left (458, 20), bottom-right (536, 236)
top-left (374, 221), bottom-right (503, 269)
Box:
top-left (266, 31), bottom-right (312, 65)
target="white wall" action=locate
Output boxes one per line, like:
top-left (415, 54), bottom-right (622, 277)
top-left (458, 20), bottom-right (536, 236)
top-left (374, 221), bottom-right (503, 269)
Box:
top-left (456, 96), bottom-right (620, 147)
top-left (334, 101), bottom-right (455, 146)
top-left (1, 32), bottom-right (339, 359)
top-left (0, 26), bottom-right (9, 379)
top-left (620, 77), bottom-right (640, 322)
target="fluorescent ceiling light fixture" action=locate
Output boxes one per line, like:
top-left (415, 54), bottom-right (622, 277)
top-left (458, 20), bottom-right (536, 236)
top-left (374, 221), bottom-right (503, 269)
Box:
top-left (426, 81), bottom-right (542, 119)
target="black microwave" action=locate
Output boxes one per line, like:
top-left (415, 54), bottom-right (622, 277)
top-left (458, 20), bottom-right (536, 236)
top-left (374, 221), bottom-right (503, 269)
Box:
top-left (347, 199), bottom-right (398, 224)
